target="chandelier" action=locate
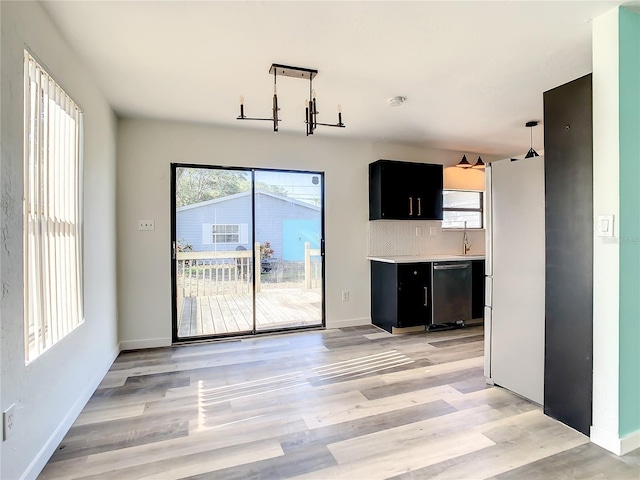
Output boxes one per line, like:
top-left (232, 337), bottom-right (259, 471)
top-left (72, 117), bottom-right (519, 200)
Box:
top-left (237, 63), bottom-right (345, 136)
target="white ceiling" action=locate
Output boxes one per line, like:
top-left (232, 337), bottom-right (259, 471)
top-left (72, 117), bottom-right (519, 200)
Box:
top-left (41, 0), bottom-right (635, 157)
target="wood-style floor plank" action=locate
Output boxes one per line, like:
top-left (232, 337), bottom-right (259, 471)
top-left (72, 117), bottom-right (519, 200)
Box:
top-left (177, 289), bottom-right (322, 336)
top-left (39, 324), bottom-right (639, 480)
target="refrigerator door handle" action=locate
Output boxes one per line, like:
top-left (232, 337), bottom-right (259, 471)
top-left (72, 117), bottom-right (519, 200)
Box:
top-left (485, 275), bottom-right (493, 309)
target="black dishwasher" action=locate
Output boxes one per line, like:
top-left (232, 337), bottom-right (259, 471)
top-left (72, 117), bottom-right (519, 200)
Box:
top-left (430, 261), bottom-right (472, 329)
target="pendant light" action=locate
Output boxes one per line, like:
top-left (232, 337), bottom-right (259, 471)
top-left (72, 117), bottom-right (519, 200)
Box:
top-left (472, 156), bottom-right (485, 169)
top-left (456, 154), bottom-right (472, 168)
top-left (524, 120), bottom-right (540, 158)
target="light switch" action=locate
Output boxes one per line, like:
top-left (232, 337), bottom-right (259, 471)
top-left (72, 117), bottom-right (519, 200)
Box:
top-left (596, 214), bottom-right (614, 237)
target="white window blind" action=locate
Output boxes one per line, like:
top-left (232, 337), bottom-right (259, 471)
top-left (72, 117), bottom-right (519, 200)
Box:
top-left (23, 50), bottom-right (83, 363)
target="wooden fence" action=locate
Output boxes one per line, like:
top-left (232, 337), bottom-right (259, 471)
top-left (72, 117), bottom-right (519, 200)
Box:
top-left (177, 242), bottom-right (322, 298)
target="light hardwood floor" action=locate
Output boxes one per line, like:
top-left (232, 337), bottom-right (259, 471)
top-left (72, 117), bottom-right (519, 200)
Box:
top-left (39, 325), bottom-right (640, 479)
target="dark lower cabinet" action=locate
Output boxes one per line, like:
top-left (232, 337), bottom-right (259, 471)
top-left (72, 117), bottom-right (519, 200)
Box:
top-left (543, 74), bottom-right (593, 436)
top-left (471, 260), bottom-right (485, 319)
top-left (371, 262), bottom-right (432, 332)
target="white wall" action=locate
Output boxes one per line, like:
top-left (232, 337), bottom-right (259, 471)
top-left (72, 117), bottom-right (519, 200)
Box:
top-left (591, 7), bottom-right (622, 453)
top-left (0, 2), bottom-right (119, 478)
top-left (117, 119), bottom-right (495, 348)
top-left (444, 166), bottom-right (486, 191)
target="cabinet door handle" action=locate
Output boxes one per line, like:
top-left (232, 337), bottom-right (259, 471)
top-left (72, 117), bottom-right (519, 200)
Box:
top-left (417, 197), bottom-right (422, 216)
top-left (409, 197), bottom-right (413, 216)
top-left (424, 286), bottom-right (429, 306)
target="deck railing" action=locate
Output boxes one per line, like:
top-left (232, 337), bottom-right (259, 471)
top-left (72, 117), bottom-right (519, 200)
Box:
top-left (177, 242), bottom-right (322, 298)
top-left (304, 241), bottom-right (322, 289)
top-left (176, 248), bottom-right (254, 297)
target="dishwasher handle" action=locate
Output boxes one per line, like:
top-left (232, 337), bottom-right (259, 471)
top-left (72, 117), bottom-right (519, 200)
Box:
top-left (433, 263), bottom-right (470, 270)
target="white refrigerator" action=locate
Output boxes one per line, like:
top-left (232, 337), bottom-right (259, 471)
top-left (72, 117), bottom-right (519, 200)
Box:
top-left (484, 156), bottom-right (546, 405)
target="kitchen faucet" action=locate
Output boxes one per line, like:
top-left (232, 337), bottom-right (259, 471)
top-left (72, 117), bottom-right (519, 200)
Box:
top-left (462, 221), bottom-right (471, 255)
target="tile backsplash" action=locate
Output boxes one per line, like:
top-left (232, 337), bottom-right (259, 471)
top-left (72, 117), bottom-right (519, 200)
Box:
top-left (368, 220), bottom-right (486, 257)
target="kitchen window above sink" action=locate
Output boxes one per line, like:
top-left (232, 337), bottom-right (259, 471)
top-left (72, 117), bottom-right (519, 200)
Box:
top-left (442, 190), bottom-right (483, 229)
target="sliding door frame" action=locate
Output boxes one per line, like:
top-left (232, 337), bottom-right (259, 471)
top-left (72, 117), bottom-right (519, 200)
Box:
top-left (170, 163), bottom-right (325, 343)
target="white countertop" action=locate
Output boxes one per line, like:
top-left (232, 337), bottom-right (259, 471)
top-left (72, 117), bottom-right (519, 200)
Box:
top-left (367, 254), bottom-right (485, 263)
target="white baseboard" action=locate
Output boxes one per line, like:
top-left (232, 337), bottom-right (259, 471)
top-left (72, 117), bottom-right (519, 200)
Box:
top-left (119, 337), bottom-right (172, 351)
top-left (591, 425), bottom-right (640, 455)
top-left (326, 317), bottom-right (371, 329)
top-left (620, 430), bottom-right (640, 455)
top-left (22, 343), bottom-right (120, 480)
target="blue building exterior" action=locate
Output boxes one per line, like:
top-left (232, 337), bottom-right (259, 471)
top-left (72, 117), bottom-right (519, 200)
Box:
top-left (176, 190), bottom-right (321, 261)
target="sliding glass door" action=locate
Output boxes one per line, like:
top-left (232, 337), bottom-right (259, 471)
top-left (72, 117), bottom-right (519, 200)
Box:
top-left (254, 170), bottom-right (324, 332)
top-left (171, 165), bottom-right (324, 341)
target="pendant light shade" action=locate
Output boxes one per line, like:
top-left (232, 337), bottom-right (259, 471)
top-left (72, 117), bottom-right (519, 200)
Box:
top-left (472, 156), bottom-right (485, 169)
top-left (524, 120), bottom-right (540, 158)
top-left (456, 154), bottom-right (472, 168)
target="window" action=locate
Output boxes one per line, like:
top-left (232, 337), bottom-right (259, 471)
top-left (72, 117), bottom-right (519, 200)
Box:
top-left (23, 51), bottom-right (83, 362)
top-left (212, 224), bottom-right (239, 243)
top-left (442, 190), bottom-right (483, 229)
top-left (201, 223), bottom-right (249, 245)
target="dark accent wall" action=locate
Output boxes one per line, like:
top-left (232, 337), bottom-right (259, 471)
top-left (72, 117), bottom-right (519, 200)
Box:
top-left (543, 74), bottom-right (593, 436)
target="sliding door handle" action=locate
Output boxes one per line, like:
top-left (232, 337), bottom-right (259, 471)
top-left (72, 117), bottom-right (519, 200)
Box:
top-left (417, 197), bottom-right (422, 216)
top-left (424, 286), bottom-right (429, 306)
top-left (409, 197), bottom-right (413, 216)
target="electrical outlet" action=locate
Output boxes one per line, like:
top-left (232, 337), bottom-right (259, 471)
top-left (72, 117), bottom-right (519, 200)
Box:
top-left (415, 227), bottom-right (422, 237)
top-left (341, 291), bottom-right (349, 302)
top-left (3, 404), bottom-right (15, 441)
top-left (430, 227), bottom-right (438, 236)
top-left (138, 220), bottom-right (155, 231)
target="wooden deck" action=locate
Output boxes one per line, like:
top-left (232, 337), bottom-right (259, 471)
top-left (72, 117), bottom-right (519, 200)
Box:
top-left (177, 288), bottom-right (322, 337)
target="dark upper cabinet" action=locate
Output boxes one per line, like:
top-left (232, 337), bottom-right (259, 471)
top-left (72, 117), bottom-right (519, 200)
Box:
top-left (369, 160), bottom-right (443, 220)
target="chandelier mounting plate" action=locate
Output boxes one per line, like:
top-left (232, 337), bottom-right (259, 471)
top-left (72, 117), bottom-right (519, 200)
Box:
top-left (269, 63), bottom-right (318, 81)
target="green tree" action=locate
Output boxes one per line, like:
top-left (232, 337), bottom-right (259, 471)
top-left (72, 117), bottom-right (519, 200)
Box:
top-left (176, 168), bottom-right (288, 207)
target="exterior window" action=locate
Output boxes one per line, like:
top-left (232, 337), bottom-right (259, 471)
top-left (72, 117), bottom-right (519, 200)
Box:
top-left (201, 223), bottom-right (248, 246)
top-left (442, 190), bottom-right (483, 229)
top-left (212, 224), bottom-right (239, 243)
top-left (23, 51), bottom-right (83, 363)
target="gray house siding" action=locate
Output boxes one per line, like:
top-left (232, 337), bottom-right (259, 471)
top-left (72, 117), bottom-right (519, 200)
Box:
top-left (176, 192), bottom-right (320, 261)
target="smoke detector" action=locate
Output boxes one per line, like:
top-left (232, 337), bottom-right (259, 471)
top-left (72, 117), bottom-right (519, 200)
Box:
top-left (388, 96), bottom-right (407, 107)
